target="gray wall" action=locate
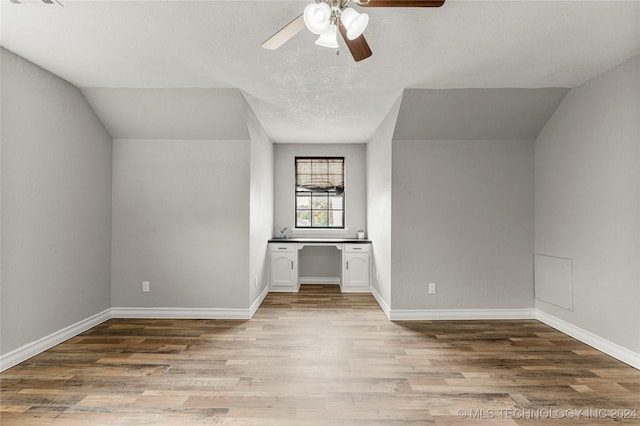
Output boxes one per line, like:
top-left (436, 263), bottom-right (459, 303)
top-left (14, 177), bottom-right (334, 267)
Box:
top-left (366, 98), bottom-right (401, 307)
top-left (391, 139), bottom-right (535, 310)
top-left (535, 55), bottom-right (640, 352)
top-left (1, 48), bottom-right (112, 355)
top-left (298, 246), bottom-right (341, 279)
top-left (274, 143), bottom-right (367, 278)
top-left (111, 139), bottom-right (250, 309)
top-left (246, 98), bottom-right (274, 304)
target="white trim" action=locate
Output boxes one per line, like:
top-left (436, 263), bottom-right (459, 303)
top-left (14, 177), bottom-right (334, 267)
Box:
top-left (0, 308), bottom-right (111, 372)
top-left (268, 285), bottom-right (301, 292)
top-left (2, 304), bottom-right (637, 373)
top-left (340, 287), bottom-right (371, 293)
top-left (371, 286), bottom-right (391, 319)
top-left (291, 227), bottom-right (349, 235)
top-left (299, 276), bottom-right (341, 285)
top-left (249, 285), bottom-right (270, 318)
top-left (536, 310), bottom-right (640, 370)
top-left (297, 242), bottom-right (344, 250)
top-left (111, 306), bottom-right (254, 320)
top-left (390, 308), bottom-right (536, 321)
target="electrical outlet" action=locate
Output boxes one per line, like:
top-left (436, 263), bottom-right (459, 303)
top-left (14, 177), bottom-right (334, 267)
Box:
top-left (254, 275), bottom-right (258, 288)
top-left (428, 282), bottom-right (436, 294)
top-left (142, 281), bottom-right (150, 292)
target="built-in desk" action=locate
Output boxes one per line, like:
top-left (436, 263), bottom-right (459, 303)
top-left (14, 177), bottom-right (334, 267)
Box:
top-left (268, 238), bottom-right (372, 293)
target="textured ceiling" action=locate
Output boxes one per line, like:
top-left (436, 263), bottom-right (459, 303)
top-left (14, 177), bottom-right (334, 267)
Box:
top-left (2, 0), bottom-right (640, 143)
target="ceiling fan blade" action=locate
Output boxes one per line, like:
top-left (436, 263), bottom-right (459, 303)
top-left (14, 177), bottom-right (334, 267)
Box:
top-left (261, 14), bottom-right (305, 50)
top-left (338, 22), bottom-right (372, 62)
top-left (356, 0), bottom-right (444, 7)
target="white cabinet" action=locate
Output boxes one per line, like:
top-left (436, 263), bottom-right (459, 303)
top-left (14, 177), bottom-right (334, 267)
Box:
top-left (342, 244), bottom-right (370, 292)
top-left (269, 241), bottom-right (371, 293)
top-left (269, 244), bottom-right (299, 291)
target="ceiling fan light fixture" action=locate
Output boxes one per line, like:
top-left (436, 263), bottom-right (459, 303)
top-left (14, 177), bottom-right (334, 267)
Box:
top-left (304, 2), bottom-right (332, 35)
top-left (340, 7), bottom-right (369, 40)
top-left (315, 24), bottom-right (339, 48)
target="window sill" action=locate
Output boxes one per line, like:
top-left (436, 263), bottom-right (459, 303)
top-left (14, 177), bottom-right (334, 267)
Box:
top-left (291, 227), bottom-right (349, 235)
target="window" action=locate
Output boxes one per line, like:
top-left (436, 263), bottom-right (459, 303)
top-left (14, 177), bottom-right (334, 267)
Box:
top-left (295, 157), bottom-right (344, 228)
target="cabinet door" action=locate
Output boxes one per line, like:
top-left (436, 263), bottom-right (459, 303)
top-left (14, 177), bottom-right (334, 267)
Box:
top-left (270, 252), bottom-right (298, 290)
top-left (344, 253), bottom-right (370, 289)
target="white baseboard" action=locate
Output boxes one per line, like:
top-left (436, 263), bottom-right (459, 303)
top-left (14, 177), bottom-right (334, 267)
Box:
top-left (536, 310), bottom-right (640, 370)
top-left (0, 308), bottom-right (111, 372)
top-left (299, 276), bottom-right (341, 285)
top-left (390, 308), bottom-right (537, 321)
top-left (3, 303), bottom-right (637, 373)
top-left (370, 286), bottom-right (391, 319)
top-left (249, 285), bottom-right (270, 317)
top-left (1, 299), bottom-right (265, 372)
top-left (111, 306), bottom-right (254, 320)
top-left (340, 287), bottom-right (372, 293)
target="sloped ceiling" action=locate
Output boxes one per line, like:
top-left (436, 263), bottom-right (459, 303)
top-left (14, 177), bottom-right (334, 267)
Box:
top-left (394, 88), bottom-right (570, 141)
top-left (82, 88), bottom-right (250, 140)
top-left (1, 0), bottom-right (640, 143)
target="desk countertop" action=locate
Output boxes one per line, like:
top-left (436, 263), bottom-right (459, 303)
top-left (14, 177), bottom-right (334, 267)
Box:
top-left (268, 238), bottom-right (371, 244)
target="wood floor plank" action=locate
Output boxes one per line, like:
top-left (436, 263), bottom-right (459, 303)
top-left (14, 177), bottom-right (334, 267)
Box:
top-left (1, 285), bottom-right (639, 424)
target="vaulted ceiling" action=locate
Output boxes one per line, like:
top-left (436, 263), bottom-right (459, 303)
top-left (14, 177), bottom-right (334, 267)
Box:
top-left (2, 0), bottom-right (640, 143)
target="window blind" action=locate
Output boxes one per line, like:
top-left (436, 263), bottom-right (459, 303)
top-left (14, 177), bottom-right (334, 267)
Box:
top-left (295, 157), bottom-right (344, 194)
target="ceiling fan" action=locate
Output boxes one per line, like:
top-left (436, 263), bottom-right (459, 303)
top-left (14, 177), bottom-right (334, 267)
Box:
top-left (261, 0), bottom-right (445, 62)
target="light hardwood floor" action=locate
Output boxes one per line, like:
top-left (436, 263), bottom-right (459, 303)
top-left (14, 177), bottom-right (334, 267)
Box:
top-left (1, 285), bottom-right (639, 425)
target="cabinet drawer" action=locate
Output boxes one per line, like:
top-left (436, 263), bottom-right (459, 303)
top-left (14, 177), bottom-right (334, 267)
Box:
top-left (344, 244), bottom-right (370, 253)
top-left (270, 243), bottom-right (296, 253)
